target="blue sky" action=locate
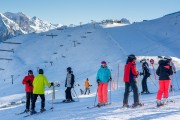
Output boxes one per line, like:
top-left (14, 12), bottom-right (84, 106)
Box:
top-left (0, 0), bottom-right (180, 25)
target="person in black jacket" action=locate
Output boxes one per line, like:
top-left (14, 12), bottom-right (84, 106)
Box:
top-left (63, 67), bottom-right (75, 102)
top-left (156, 59), bottom-right (173, 107)
top-left (140, 59), bottom-right (151, 94)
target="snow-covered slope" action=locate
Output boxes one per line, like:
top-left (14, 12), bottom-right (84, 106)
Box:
top-left (0, 11), bottom-right (180, 120)
top-left (104, 11), bottom-right (180, 57)
top-left (0, 12), bottom-right (62, 41)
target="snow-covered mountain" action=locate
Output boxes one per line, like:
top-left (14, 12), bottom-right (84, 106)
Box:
top-left (0, 11), bottom-right (180, 119)
top-left (0, 13), bottom-right (24, 41)
top-left (0, 12), bottom-right (62, 41)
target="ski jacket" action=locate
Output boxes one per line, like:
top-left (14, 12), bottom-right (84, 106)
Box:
top-left (124, 62), bottom-right (139, 83)
top-left (33, 74), bottom-right (51, 94)
top-left (22, 75), bottom-right (34, 92)
top-left (156, 60), bottom-right (173, 80)
top-left (84, 80), bottom-right (90, 88)
top-left (142, 62), bottom-right (150, 77)
top-left (96, 66), bottom-right (111, 83)
top-left (65, 73), bottom-right (75, 88)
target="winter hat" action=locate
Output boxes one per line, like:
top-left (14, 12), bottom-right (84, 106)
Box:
top-left (28, 70), bottom-right (33, 74)
top-left (39, 69), bottom-right (44, 74)
top-left (101, 61), bottom-right (107, 65)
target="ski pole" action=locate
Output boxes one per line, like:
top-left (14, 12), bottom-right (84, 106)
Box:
top-left (73, 88), bottom-right (79, 102)
top-left (94, 85), bottom-right (99, 107)
top-left (149, 76), bottom-right (158, 89)
top-left (174, 73), bottom-right (180, 90)
top-left (109, 80), bottom-right (112, 104)
top-left (138, 76), bottom-right (142, 103)
top-left (52, 85), bottom-right (55, 111)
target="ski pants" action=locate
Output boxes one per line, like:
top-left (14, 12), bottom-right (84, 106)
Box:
top-left (123, 82), bottom-right (139, 105)
top-left (31, 94), bottom-right (45, 110)
top-left (156, 80), bottom-right (171, 100)
top-left (84, 88), bottom-right (90, 95)
top-left (65, 87), bottom-right (73, 100)
top-left (98, 83), bottom-right (108, 103)
top-left (142, 75), bottom-right (149, 92)
top-left (26, 92), bottom-right (33, 110)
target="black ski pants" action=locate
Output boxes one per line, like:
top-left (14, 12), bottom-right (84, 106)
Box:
top-left (65, 87), bottom-right (73, 100)
top-left (26, 92), bottom-right (33, 110)
top-left (142, 75), bottom-right (149, 92)
top-left (123, 82), bottom-right (139, 105)
top-left (31, 94), bottom-right (45, 110)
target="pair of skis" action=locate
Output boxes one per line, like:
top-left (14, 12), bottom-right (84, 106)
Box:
top-left (87, 103), bottom-right (111, 109)
top-left (23, 107), bottom-right (53, 117)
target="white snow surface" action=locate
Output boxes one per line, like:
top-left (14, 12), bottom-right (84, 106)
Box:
top-left (0, 11), bottom-right (180, 119)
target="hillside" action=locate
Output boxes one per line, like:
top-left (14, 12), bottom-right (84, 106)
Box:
top-left (0, 11), bottom-right (180, 120)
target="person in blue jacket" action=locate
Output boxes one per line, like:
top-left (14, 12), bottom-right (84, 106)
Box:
top-left (96, 61), bottom-right (111, 107)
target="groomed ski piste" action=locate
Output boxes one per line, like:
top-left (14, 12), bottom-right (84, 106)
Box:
top-left (0, 11), bottom-right (180, 120)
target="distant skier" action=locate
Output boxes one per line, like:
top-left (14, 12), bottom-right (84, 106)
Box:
top-left (140, 59), bottom-right (151, 94)
top-left (22, 70), bottom-right (34, 112)
top-left (96, 61), bottom-right (111, 107)
top-left (156, 58), bottom-right (173, 107)
top-left (164, 56), bottom-right (176, 91)
top-left (84, 78), bottom-right (91, 95)
top-left (31, 69), bottom-right (53, 114)
top-left (123, 54), bottom-right (143, 108)
top-left (63, 67), bottom-right (75, 102)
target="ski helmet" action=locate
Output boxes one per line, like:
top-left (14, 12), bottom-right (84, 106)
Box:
top-left (67, 67), bottom-right (72, 72)
top-left (128, 54), bottom-right (136, 60)
top-left (164, 56), bottom-right (172, 60)
top-left (140, 58), bottom-right (146, 63)
top-left (39, 69), bottom-right (44, 74)
top-left (28, 70), bottom-right (33, 74)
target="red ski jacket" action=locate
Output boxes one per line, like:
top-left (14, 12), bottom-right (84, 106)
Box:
top-left (124, 62), bottom-right (139, 82)
top-left (22, 75), bottom-right (34, 92)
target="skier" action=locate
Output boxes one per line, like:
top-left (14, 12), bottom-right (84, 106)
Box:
top-left (84, 78), bottom-right (91, 95)
top-left (164, 56), bottom-right (176, 91)
top-left (96, 61), bottom-right (111, 107)
top-left (156, 58), bottom-right (173, 107)
top-left (22, 70), bottom-right (34, 112)
top-left (64, 67), bottom-right (75, 102)
top-left (31, 69), bottom-right (53, 114)
top-left (123, 54), bottom-right (142, 108)
top-left (140, 59), bottom-right (151, 94)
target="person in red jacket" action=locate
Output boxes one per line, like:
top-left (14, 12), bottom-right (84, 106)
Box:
top-left (22, 70), bottom-right (34, 112)
top-left (123, 54), bottom-right (142, 108)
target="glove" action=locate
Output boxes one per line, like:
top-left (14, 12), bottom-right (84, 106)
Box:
top-left (51, 82), bottom-right (54, 86)
top-left (140, 72), bottom-right (143, 76)
top-left (27, 80), bottom-right (32, 86)
top-left (97, 79), bottom-right (100, 85)
top-left (26, 80), bottom-right (31, 83)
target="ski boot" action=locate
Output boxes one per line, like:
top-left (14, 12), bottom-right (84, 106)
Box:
top-left (97, 103), bottom-right (103, 107)
top-left (122, 104), bottom-right (130, 108)
top-left (40, 108), bottom-right (46, 113)
top-left (132, 102), bottom-right (144, 108)
top-left (30, 109), bottom-right (37, 115)
top-left (156, 100), bottom-right (164, 107)
top-left (24, 109), bottom-right (30, 113)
